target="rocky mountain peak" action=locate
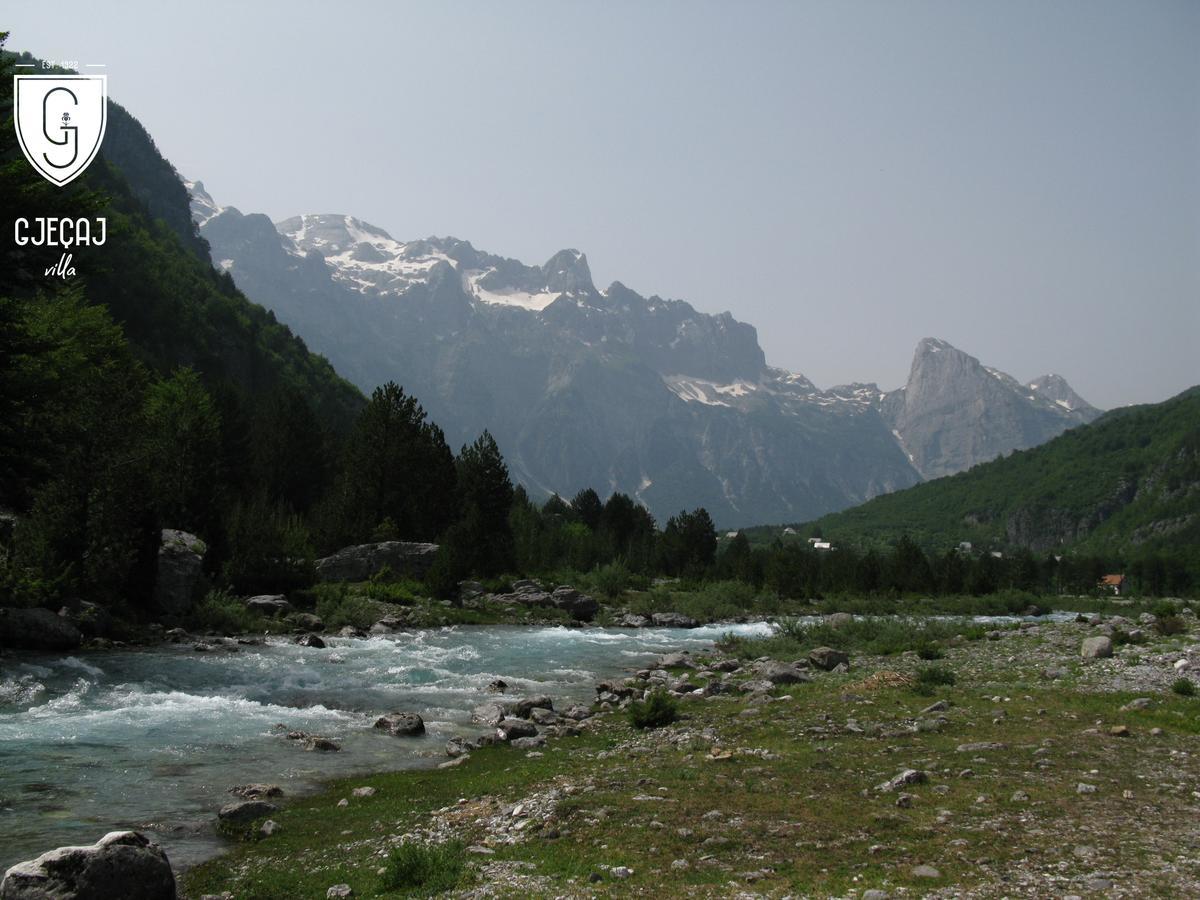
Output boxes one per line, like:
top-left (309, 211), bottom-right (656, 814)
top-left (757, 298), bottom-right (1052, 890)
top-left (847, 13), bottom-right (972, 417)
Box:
top-left (542, 249), bottom-right (593, 294)
top-left (1029, 373), bottom-right (1096, 415)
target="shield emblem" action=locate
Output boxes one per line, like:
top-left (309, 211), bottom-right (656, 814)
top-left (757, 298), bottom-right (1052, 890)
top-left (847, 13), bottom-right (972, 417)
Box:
top-left (13, 75), bottom-right (107, 186)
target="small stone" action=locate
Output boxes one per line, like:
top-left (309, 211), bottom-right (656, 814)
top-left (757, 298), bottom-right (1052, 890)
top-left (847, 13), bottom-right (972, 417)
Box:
top-left (895, 793), bottom-right (914, 808)
top-left (911, 864), bottom-right (941, 879)
top-left (1010, 790), bottom-right (1029, 802)
top-left (1120, 698), bottom-right (1152, 711)
top-left (1077, 783), bottom-right (1097, 794)
top-left (259, 819), bottom-right (280, 836)
top-left (1085, 876), bottom-right (1114, 891)
top-left (611, 866), bottom-right (633, 879)
top-left (1109, 725), bottom-right (1130, 737)
top-left (351, 786), bottom-right (376, 797)
top-left (326, 886), bottom-right (353, 899)
top-left (671, 859), bottom-right (690, 870)
top-left (862, 892), bottom-right (890, 900)
top-left (337, 798), bottom-right (349, 807)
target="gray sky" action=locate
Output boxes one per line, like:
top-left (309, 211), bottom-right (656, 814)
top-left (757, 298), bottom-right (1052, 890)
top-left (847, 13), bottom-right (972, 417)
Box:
top-left (8, 1), bottom-right (1198, 408)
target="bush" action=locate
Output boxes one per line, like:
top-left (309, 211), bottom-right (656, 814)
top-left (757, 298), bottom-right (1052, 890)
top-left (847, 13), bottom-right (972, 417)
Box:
top-left (1171, 677), bottom-right (1196, 697)
top-left (590, 560), bottom-right (630, 600)
top-left (381, 840), bottom-right (464, 893)
top-left (187, 589), bottom-right (268, 634)
top-left (916, 644), bottom-right (945, 660)
top-left (1155, 615), bottom-right (1187, 637)
top-left (314, 587), bottom-right (379, 629)
top-left (912, 664), bottom-right (957, 695)
top-left (628, 689), bottom-right (678, 729)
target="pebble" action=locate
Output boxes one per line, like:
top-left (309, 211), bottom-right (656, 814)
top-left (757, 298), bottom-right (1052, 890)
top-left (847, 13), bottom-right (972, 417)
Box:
top-left (326, 886), bottom-right (352, 899)
top-left (351, 786), bottom-right (376, 798)
top-left (1077, 783), bottom-right (1097, 794)
top-left (911, 864), bottom-right (941, 878)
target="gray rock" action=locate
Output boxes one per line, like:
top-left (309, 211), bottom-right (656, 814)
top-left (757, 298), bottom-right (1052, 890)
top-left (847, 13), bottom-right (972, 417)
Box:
top-left (218, 800), bottom-right (277, 823)
top-left (1119, 698), bottom-right (1152, 711)
top-left (550, 586), bottom-right (599, 621)
top-left (304, 737), bottom-right (341, 752)
top-left (808, 647), bottom-right (850, 671)
top-left (289, 613), bottom-right (325, 632)
top-left (1081, 636), bottom-right (1113, 659)
top-left (650, 612), bottom-right (700, 628)
top-left (259, 820), bottom-right (281, 837)
top-left (315, 541), bottom-right (438, 582)
top-left (617, 613), bottom-right (650, 628)
top-left (496, 718), bottom-right (538, 740)
top-left (153, 529), bottom-right (207, 617)
top-left (471, 703), bottom-right (506, 727)
top-left (243, 595), bottom-right (292, 616)
top-left (911, 864), bottom-right (941, 879)
top-left (295, 633), bottom-right (326, 649)
top-left (0, 607), bottom-right (82, 651)
top-left (0, 831), bottom-right (175, 899)
top-left (510, 736), bottom-right (546, 750)
top-left (878, 769), bottom-right (928, 792)
top-left (753, 660), bottom-right (811, 685)
top-left (351, 787), bottom-right (376, 798)
top-left (229, 784), bottom-right (283, 799)
top-left (956, 742), bottom-right (1006, 752)
top-left (655, 651), bottom-right (695, 669)
top-left (503, 696), bottom-right (554, 718)
top-left (373, 712), bottom-right (425, 736)
top-left (326, 886), bottom-right (353, 899)
top-left (826, 612), bottom-right (854, 629)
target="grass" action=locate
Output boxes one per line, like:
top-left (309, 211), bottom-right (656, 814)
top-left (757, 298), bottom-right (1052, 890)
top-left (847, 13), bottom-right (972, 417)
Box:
top-left (717, 615), bottom-right (994, 661)
top-left (1172, 677), bottom-right (1196, 697)
top-left (381, 840), bottom-right (465, 894)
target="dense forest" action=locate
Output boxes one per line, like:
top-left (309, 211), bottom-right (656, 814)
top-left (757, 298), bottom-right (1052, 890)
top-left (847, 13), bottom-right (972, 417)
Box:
top-left (1, 35), bottom-right (1194, 626)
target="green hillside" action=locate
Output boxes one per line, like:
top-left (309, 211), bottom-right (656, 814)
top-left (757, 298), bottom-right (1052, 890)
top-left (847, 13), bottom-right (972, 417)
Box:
top-left (799, 387), bottom-right (1200, 564)
top-left (1, 48), bottom-right (363, 431)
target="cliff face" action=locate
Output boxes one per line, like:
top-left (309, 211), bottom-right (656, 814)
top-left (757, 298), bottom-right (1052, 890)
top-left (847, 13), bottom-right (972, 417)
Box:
top-left (882, 338), bottom-right (1102, 480)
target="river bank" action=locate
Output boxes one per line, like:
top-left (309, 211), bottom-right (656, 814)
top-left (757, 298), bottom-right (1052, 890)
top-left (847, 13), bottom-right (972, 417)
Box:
top-left (172, 609), bottom-right (1200, 898)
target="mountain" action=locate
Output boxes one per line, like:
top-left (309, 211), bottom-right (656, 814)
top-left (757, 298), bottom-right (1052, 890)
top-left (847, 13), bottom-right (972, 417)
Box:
top-left (187, 186), bottom-right (1100, 526)
top-left (882, 338), bottom-right (1102, 479)
top-left (808, 386), bottom-right (1200, 562)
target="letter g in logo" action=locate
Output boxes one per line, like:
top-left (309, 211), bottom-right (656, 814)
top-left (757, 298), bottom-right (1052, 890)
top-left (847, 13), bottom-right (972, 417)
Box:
top-left (14, 74), bottom-right (107, 186)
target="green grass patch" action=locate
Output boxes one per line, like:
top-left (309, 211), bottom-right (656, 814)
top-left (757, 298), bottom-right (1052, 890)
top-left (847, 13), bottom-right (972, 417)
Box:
top-left (381, 840), bottom-right (465, 894)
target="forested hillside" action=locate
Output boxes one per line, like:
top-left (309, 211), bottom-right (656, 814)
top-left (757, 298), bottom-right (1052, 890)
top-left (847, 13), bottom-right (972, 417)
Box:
top-left (803, 387), bottom-right (1200, 569)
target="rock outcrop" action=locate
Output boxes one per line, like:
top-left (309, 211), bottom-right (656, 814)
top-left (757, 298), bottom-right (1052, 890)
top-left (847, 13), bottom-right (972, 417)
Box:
top-left (153, 529), bottom-right (207, 617)
top-left (0, 607), bottom-right (82, 651)
top-left (315, 542), bottom-right (438, 582)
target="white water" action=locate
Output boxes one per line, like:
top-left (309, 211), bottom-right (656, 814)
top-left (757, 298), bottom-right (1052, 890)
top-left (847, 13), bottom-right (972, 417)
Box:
top-left (0, 623), bottom-right (769, 870)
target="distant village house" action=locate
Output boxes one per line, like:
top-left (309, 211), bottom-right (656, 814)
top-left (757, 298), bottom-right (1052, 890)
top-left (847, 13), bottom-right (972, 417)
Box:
top-left (1099, 574), bottom-right (1126, 595)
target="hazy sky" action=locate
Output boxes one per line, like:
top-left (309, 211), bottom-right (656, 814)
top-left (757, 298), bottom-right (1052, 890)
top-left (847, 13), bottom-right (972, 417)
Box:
top-left (8, 1), bottom-right (1197, 407)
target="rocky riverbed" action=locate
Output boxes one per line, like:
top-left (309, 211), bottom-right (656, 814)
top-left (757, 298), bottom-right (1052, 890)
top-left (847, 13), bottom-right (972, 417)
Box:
top-left (169, 609), bottom-right (1200, 898)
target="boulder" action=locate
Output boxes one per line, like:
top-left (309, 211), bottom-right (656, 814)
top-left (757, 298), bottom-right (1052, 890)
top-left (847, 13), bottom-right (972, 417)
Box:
top-left (315, 541), bottom-right (438, 583)
top-left (303, 737), bottom-right (340, 752)
top-left (1081, 636), bottom-right (1113, 659)
top-left (808, 647), bottom-right (850, 671)
top-left (655, 651), bottom-right (695, 669)
top-left (0, 831), bottom-right (175, 900)
top-left (651, 612), bottom-right (700, 628)
top-left (153, 529), bottom-right (207, 617)
top-left (244, 595), bottom-right (292, 617)
top-left (616, 613), bottom-right (650, 628)
top-left (218, 800), bottom-right (277, 824)
top-left (472, 703), bottom-right (506, 726)
top-left (549, 586), bottom-right (599, 621)
top-left (295, 633), bottom-right (326, 649)
top-left (373, 712), bottom-right (425, 737)
top-left (826, 612), bottom-right (854, 629)
top-left (288, 613), bottom-right (325, 632)
top-left (496, 718), bottom-right (538, 740)
top-left (0, 607), bottom-right (82, 651)
top-left (504, 695), bottom-right (555, 718)
top-left (752, 660), bottom-right (811, 685)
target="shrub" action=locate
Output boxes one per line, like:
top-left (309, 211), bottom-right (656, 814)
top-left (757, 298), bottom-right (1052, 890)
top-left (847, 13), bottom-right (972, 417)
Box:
top-left (187, 589), bottom-right (268, 634)
top-left (1171, 677), bottom-right (1196, 697)
top-left (912, 664), bottom-right (957, 695)
top-left (381, 840), bottom-right (464, 893)
top-left (591, 560), bottom-right (631, 600)
top-left (1155, 615), bottom-right (1186, 637)
top-left (628, 689), bottom-right (678, 729)
top-left (916, 644), bottom-right (945, 660)
top-left (314, 587), bottom-right (379, 629)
